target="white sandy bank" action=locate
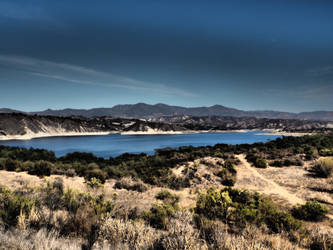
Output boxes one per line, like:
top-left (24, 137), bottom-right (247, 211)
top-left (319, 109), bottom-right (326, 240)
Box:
top-left (0, 131), bottom-right (113, 141)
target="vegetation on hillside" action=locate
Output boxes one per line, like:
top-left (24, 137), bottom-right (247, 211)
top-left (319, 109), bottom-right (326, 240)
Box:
top-left (1, 133), bottom-right (333, 186)
top-left (0, 133), bottom-right (332, 248)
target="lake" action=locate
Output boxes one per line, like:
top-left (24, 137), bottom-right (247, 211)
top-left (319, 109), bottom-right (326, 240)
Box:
top-left (0, 131), bottom-right (281, 158)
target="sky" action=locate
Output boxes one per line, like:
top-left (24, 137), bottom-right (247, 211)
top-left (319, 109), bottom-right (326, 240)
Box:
top-left (0, 0), bottom-right (333, 112)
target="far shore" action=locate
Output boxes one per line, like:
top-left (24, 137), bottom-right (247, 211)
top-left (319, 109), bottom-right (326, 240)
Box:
top-left (0, 129), bottom-right (314, 141)
top-left (0, 131), bottom-right (114, 141)
top-left (255, 130), bottom-right (314, 137)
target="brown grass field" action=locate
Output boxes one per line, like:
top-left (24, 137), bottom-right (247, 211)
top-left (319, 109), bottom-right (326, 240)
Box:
top-left (0, 155), bottom-right (332, 249)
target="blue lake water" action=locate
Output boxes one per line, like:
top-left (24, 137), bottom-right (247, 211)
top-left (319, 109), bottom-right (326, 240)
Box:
top-left (0, 131), bottom-right (281, 158)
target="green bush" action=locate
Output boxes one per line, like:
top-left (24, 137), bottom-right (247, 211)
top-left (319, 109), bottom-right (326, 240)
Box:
top-left (223, 159), bottom-right (237, 174)
top-left (28, 160), bottom-right (53, 177)
top-left (319, 148), bottom-right (333, 156)
top-left (4, 158), bottom-right (18, 171)
top-left (217, 169), bottom-right (236, 186)
top-left (196, 188), bottom-right (302, 233)
top-left (196, 188), bottom-right (232, 220)
top-left (143, 202), bottom-right (177, 230)
top-left (143, 190), bottom-right (180, 229)
top-left (305, 147), bottom-right (319, 161)
top-left (254, 158), bottom-right (267, 168)
top-left (0, 158), bottom-right (5, 170)
top-left (292, 201), bottom-right (329, 221)
top-left (271, 160), bottom-right (283, 167)
top-left (271, 158), bottom-right (304, 167)
top-left (246, 154), bottom-right (267, 168)
top-left (84, 169), bottom-right (107, 184)
top-left (0, 186), bottom-right (37, 227)
top-left (156, 190), bottom-right (179, 206)
top-left (85, 177), bottom-right (104, 189)
top-left (215, 160), bottom-right (237, 186)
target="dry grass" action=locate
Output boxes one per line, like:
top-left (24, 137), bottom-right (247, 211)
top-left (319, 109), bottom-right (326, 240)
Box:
top-left (96, 217), bottom-right (159, 250)
top-left (312, 157), bottom-right (333, 178)
top-left (0, 155), bottom-right (332, 249)
top-left (160, 210), bottom-right (207, 250)
top-left (0, 228), bottom-right (82, 250)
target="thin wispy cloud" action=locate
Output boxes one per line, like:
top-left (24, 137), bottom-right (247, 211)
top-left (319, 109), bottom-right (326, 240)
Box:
top-left (0, 55), bottom-right (197, 97)
top-left (306, 66), bottom-right (333, 77)
top-left (264, 85), bottom-right (333, 102)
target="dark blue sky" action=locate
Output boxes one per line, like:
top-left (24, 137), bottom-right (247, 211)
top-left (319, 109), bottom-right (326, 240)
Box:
top-left (0, 0), bottom-right (333, 112)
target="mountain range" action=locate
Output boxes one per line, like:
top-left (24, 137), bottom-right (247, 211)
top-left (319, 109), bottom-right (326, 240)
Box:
top-left (1, 103), bottom-right (333, 121)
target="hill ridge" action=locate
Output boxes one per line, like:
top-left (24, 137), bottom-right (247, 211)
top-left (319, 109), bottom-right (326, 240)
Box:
top-left (1, 103), bottom-right (333, 121)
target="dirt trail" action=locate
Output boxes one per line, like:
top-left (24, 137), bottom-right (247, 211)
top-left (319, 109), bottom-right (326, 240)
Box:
top-left (236, 155), bottom-right (305, 206)
top-left (236, 155), bottom-right (333, 220)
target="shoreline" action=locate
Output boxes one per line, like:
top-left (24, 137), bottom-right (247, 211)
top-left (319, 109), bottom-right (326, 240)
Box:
top-left (0, 131), bottom-right (114, 141)
top-left (255, 130), bottom-right (314, 137)
top-left (0, 129), bottom-right (312, 141)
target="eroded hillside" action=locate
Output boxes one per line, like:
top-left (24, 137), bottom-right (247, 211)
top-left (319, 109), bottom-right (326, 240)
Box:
top-left (0, 113), bottom-right (332, 140)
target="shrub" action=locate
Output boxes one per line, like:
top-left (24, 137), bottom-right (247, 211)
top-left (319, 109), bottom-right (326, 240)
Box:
top-left (305, 147), bottom-right (319, 161)
top-left (196, 188), bottom-right (302, 233)
top-left (97, 217), bottom-right (158, 249)
top-left (195, 188), bottom-right (232, 220)
top-left (42, 179), bottom-right (64, 212)
top-left (85, 177), bottom-right (104, 189)
top-left (158, 210), bottom-right (207, 250)
top-left (143, 191), bottom-right (180, 229)
top-left (84, 169), bottom-right (107, 183)
top-left (271, 158), bottom-right (304, 167)
top-left (0, 158), bottom-right (5, 170)
top-left (4, 158), bottom-right (18, 171)
top-left (156, 190), bottom-right (179, 206)
top-left (0, 186), bottom-right (37, 227)
top-left (114, 177), bottom-right (148, 192)
top-left (254, 158), bottom-right (267, 168)
top-left (292, 201), bottom-right (329, 221)
top-left (271, 160), bottom-right (283, 167)
top-left (215, 160), bottom-right (237, 186)
top-left (309, 227), bottom-right (333, 250)
top-left (217, 169), bottom-right (236, 186)
top-left (166, 174), bottom-right (190, 190)
top-left (319, 148), bottom-right (333, 156)
top-left (312, 157), bottom-right (333, 178)
top-left (223, 159), bottom-right (237, 174)
top-left (143, 203), bottom-right (177, 230)
top-left (28, 160), bottom-right (53, 177)
top-left (246, 154), bottom-right (267, 168)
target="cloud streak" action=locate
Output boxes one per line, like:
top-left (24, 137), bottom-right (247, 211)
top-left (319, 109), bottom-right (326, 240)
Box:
top-left (264, 85), bottom-right (333, 102)
top-left (0, 55), bottom-right (197, 97)
top-left (306, 66), bottom-right (333, 77)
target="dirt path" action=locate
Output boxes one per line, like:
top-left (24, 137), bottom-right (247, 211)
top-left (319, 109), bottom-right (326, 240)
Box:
top-left (236, 155), bottom-right (333, 221)
top-left (236, 155), bottom-right (305, 206)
